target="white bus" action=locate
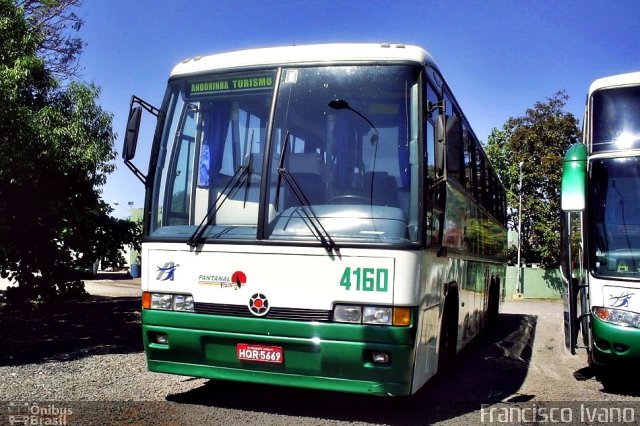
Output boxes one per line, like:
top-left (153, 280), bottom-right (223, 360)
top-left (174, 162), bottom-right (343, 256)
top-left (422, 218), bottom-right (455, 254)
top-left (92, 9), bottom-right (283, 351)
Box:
top-left (562, 71), bottom-right (640, 368)
top-left (123, 43), bottom-right (507, 396)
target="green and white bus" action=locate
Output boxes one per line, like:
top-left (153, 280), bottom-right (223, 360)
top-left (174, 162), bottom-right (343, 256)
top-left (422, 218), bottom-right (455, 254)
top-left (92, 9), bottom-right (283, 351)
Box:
top-left (562, 71), bottom-right (640, 368)
top-left (123, 43), bottom-right (507, 396)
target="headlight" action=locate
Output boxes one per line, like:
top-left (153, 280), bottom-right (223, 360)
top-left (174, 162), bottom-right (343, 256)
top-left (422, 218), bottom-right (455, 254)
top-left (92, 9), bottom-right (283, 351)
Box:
top-left (333, 305), bottom-right (362, 323)
top-left (146, 292), bottom-right (195, 312)
top-left (333, 305), bottom-right (409, 326)
top-left (594, 306), bottom-right (640, 328)
top-left (174, 294), bottom-right (194, 311)
top-left (363, 306), bottom-right (392, 325)
top-left (151, 293), bottom-right (173, 310)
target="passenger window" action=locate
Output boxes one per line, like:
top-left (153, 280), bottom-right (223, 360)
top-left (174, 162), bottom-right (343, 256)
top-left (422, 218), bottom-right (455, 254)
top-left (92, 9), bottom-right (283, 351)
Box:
top-left (425, 79), bottom-right (443, 246)
top-left (444, 92), bottom-right (454, 118)
top-left (427, 82), bottom-right (439, 120)
top-left (426, 122), bottom-right (435, 181)
top-left (463, 124), bottom-right (475, 194)
top-left (168, 106), bottom-right (198, 225)
top-left (425, 81), bottom-right (438, 182)
top-left (475, 144), bottom-right (485, 203)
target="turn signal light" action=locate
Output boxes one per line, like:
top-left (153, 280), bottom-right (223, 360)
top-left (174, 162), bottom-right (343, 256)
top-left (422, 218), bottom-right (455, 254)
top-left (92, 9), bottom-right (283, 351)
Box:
top-left (392, 307), bottom-right (411, 326)
top-left (142, 292), bottom-right (151, 309)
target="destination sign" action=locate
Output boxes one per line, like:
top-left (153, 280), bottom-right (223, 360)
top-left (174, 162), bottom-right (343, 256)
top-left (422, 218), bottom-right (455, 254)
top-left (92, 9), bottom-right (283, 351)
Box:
top-left (188, 75), bottom-right (274, 96)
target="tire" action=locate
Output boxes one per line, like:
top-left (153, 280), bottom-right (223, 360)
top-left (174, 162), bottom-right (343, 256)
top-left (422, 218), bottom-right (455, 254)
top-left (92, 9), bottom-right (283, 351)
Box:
top-left (487, 282), bottom-right (499, 327)
top-left (438, 298), bottom-right (458, 374)
top-left (587, 348), bottom-right (608, 381)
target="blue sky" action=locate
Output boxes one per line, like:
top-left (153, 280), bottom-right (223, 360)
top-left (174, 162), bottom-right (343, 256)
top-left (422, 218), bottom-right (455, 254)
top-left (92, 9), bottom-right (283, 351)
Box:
top-left (76, 0), bottom-right (640, 217)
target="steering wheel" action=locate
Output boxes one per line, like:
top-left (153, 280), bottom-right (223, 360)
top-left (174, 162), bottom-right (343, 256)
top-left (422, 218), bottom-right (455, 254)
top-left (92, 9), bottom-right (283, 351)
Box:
top-left (327, 194), bottom-right (370, 205)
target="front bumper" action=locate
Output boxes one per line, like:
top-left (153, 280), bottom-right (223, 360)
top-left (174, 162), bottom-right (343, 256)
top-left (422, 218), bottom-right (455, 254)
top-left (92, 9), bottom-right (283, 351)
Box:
top-left (142, 309), bottom-right (417, 396)
top-left (591, 314), bottom-right (640, 366)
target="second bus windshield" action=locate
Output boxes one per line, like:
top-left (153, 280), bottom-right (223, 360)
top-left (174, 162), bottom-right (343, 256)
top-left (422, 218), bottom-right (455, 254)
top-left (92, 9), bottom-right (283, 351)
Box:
top-left (590, 157), bottom-right (640, 279)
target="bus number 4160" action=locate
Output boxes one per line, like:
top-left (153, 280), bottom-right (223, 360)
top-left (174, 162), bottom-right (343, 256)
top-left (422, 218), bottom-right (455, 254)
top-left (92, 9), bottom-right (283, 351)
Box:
top-left (340, 267), bottom-right (389, 292)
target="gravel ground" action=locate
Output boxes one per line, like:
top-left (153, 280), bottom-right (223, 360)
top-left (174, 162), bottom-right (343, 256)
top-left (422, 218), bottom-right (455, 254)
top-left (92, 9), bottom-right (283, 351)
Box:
top-left (2, 294), bottom-right (640, 425)
top-left (0, 354), bottom-right (203, 401)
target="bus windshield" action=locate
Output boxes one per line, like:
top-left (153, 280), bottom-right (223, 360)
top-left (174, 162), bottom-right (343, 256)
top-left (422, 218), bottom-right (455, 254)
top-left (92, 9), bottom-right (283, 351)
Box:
top-left (592, 86), bottom-right (640, 152)
top-left (589, 157), bottom-right (640, 279)
top-left (150, 65), bottom-right (420, 245)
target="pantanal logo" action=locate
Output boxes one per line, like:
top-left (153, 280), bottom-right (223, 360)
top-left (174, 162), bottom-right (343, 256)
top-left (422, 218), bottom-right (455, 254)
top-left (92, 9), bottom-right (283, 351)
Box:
top-left (198, 270), bottom-right (247, 289)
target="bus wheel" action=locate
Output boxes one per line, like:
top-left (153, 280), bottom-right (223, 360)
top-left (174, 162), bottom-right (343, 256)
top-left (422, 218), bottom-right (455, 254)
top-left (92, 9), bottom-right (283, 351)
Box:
top-left (586, 351), bottom-right (603, 382)
top-left (438, 298), bottom-right (457, 374)
top-left (587, 347), bottom-right (604, 376)
top-left (487, 282), bottom-right (499, 327)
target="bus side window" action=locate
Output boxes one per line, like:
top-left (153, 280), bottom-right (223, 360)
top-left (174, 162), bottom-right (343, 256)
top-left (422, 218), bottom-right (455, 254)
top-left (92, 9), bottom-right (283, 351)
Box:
top-left (426, 120), bottom-right (436, 183)
top-left (474, 141), bottom-right (485, 203)
top-left (425, 79), bottom-right (442, 246)
top-left (463, 122), bottom-right (475, 194)
top-left (444, 90), bottom-right (464, 184)
top-left (443, 90), bottom-right (454, 117)
top-left (425, 81), bottom-right (438, 184)
top-left (484, 156), bottom-right (492, 209)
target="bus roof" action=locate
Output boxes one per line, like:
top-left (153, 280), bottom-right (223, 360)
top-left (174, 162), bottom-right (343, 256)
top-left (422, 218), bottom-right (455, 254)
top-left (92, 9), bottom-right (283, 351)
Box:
top-left (589, 71), bottom-right (640, 94)
top-left (171, 43), bottom-right (437, 77)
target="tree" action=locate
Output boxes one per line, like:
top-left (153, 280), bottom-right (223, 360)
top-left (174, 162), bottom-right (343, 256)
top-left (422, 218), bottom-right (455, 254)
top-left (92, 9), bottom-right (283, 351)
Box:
top-left (17, 0), bottom-right (85, 80)
top-left (485, 91), bottom-right (581, 268)
top-left (0, 0), bottom-right (140, 304)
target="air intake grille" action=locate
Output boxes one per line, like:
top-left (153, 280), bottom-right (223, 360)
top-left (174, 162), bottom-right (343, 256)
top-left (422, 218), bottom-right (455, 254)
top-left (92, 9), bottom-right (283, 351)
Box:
top-left (194, 302), bottom-right (332, 322)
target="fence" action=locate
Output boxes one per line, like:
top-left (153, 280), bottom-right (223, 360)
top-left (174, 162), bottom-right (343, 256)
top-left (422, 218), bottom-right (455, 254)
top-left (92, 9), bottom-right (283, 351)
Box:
top-left (505, 266), bottom-right (563, 299)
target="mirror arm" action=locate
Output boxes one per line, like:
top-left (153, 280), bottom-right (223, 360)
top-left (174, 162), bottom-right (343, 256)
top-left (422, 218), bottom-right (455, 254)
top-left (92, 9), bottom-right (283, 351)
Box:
top-left (131, 95), bottom-right (160, 117)
top-left (429, 176), bottom-right (446, 190)
top-left (125, 160), bottom-right (147, 185)
top-left (427, 100), bottom-right (445, 114)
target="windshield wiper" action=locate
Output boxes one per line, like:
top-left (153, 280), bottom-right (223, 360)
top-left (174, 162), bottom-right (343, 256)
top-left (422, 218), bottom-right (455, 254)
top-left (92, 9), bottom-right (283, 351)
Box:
top-left (274, 131), bottom-right (338, 255)
top-left (242, 130), bottom-right (255, 207)
top-left (188, 161), bottom-right (252, 247)
top-left (274, 131), bottom-right (289, 212)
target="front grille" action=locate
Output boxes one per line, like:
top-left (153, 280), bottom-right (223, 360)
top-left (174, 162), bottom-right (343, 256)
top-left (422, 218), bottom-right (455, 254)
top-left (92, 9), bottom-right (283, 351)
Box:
top-left (194, 302), bottom-right (332, 322)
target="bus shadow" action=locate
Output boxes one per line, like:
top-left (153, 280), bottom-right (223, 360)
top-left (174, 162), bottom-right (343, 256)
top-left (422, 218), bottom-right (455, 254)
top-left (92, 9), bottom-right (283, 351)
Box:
top-left (0, 295), bottom-right (143, 366)
top-left (576, 365), bottom-right (640, 398)
top-left (599, 373), bottom-right (640, 397)
top-left (166, 313), bottom-right (537, 425)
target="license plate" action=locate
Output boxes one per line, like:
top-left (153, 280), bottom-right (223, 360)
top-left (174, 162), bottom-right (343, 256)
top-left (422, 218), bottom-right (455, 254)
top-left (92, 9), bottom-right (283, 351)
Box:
top-left (236, 343), bottom-right (284, 364)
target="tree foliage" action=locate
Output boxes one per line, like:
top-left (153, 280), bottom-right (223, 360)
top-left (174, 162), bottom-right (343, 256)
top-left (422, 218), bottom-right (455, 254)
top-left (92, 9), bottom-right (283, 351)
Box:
top-left (486, 91), bottom-right (581, 268)
top-left (17, 0), bottom-right (84, 80)
top-left (0, 0), bottom-right (140, 304)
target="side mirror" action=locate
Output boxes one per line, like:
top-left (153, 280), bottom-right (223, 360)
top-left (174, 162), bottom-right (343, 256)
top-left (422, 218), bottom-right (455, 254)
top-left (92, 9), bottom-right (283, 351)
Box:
top-left (561, 143), bottom-right (588, 211)
top-left (122, 95), bottom-right (161, 186)
top-left (123, 106), bottom-right (142, 161)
